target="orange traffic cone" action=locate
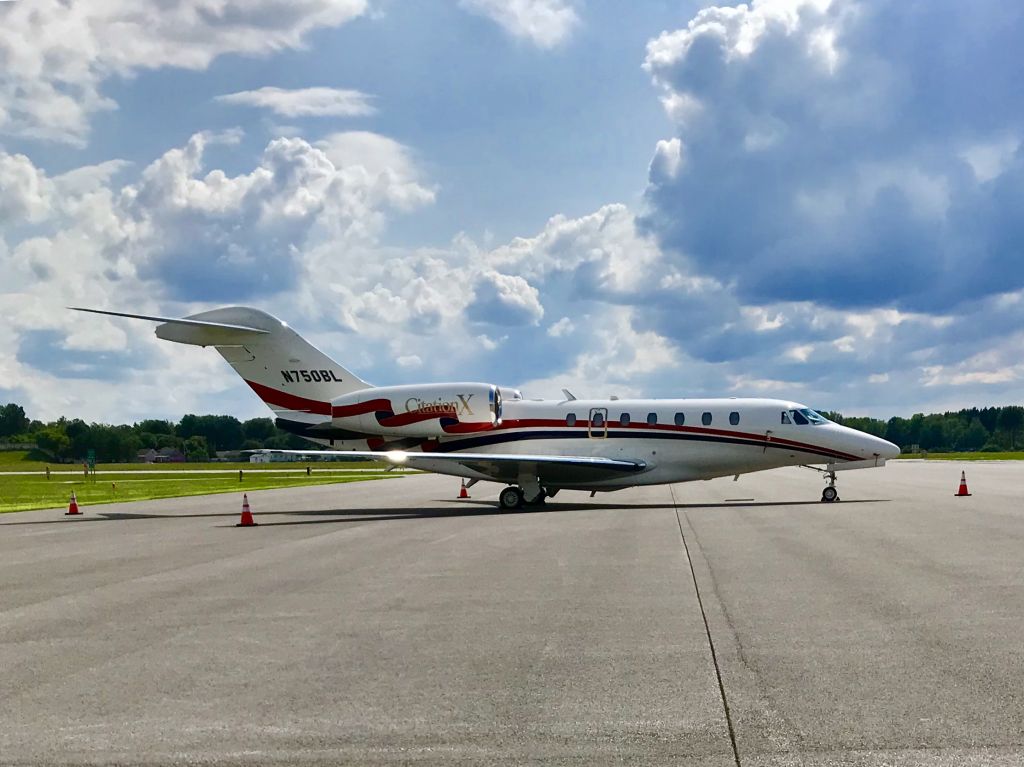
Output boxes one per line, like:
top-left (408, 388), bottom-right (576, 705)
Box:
top-left (65, 490), bottom-right (82, 516)
top-left (458, 480), bottom-right (470, 499)
top-left (955, 471), bottom-right (972, 497)
top-left (236, 493), bottom-right (257, 526)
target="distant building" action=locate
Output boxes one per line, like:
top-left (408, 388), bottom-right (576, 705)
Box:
top-left (249, 452), bottom-right (300, 463)
top-left (154, 448), bottom-right (186, 463)
top-left (136, 448), bottom-right (158, 463)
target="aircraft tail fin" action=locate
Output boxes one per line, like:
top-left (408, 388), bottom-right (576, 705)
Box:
top-left (71, 306), bottom-right (370, 423)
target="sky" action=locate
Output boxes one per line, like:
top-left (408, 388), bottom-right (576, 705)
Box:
top-left (1, 0), bottom-right (1023, 424)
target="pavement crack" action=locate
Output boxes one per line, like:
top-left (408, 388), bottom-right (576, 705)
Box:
top-left (670, 485), bottom-right (742, 767)
top-left (685, 517), bottom-right (755, 675)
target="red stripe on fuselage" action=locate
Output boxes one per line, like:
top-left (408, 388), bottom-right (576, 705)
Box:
top-left (244, 381), bottom-right (393, 419)
top-left (244, 379), bottom-right (331, 415)
top-left (334, 399), bottom-right (392, 418)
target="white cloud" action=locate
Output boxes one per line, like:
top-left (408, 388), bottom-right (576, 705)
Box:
top-left (215, 86), bottom-right (376, 118)
top-left (487, 203), bottom-right (663, 295)
top-left (459, 0), bottom-right (578, 48)
top-left (728, 374), bottom-right (807, 394)
top-left (641, 0), bottom-right (1024, 318)
top-left (547, 317), bottom-right (573, 337)
top-left (518, 307), bottom-right (680, 400)
top-left (921, 367), bottom-right (1020, 388)
top-left (315, 131), bottom-right (436, 211)
top-left (0, 0), bottom-right (367, 143)
top-left (467, 271), bottom-right (545, 326)
top-left (7, 148), bottom-right (1024, 422)
top-left (0, 126), bottom-right (439, 421)
top-left (92, 129), bottom-right (435, 301)
top-left (0, 152), bottom-right (53, 223)
top-left (961, 135), bottom-right (1021, 183)
top-left (396, 354), bottom-right (423, 368)
top-left (649, 138), bottom-right (683, 183)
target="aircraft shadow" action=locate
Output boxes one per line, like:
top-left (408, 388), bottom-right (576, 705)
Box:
top-left (1, 497), bottom-right (889, 527)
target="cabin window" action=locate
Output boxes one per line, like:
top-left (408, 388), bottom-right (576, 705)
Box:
top-left (566, 413), bottom-right (577, 426)
top-left (674, 412), bottom-right (685, 426)
top-left (647, 412), bottom-right (658, 425)
top-left (729, 411), bottom-right (740, 426)
top-left (592, 412), bottom-right (605, 427)
top-left (619, 413), bottom-right (630, 426)
top-left (702, 412), bottom-right (712, 426)
top-left (781, 411), bottom-right (792, 424)
top-left (791, 409), bottom-right (809, 425)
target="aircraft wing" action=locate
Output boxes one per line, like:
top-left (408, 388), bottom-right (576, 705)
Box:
top-left (253, 449), bottom-right (648, 485)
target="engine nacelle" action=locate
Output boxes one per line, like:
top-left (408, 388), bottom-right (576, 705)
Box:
top-left (330, 382), bottom-right (501, 437)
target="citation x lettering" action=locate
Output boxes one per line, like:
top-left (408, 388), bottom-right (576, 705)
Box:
top-left (72, 306), bottom-right (900, 509)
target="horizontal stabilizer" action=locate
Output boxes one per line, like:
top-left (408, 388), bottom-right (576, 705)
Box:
top-left (68, 307), bottom-right (269, 334)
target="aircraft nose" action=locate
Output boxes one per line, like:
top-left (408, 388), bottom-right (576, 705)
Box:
top-left (875, 436), bottom-right (901, 460)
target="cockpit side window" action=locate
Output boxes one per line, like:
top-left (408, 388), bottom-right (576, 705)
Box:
top-left (791, 409), bottom-right (809, 425)
top-left (781, 411), bottom-right (792, 425)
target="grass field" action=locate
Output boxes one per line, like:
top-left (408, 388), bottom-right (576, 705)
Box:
top-left (897, 451), bottom-right (1024, 461)
top-left (0, 450), bottom-right (389, 472)
top-left (0, 451), bottom-right (404, 513)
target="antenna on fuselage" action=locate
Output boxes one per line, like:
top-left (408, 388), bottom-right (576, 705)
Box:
top-left (561, 388), bottom-right (577, 401)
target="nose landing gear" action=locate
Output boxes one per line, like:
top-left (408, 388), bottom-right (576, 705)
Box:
top-left (821, 470), bottom-right (840, 503)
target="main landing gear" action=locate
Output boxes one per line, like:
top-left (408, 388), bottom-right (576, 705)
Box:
top-left (498, 486), bottom-right (549, 510)
top-left (821, 470), bottom-right (840, 503)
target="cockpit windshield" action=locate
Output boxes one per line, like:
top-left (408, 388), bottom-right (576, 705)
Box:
top-left (792, 408), bottom-right (829, 425)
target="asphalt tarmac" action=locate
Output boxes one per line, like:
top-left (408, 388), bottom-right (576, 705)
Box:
top-left (1, 462), bottom-right (1022, 765)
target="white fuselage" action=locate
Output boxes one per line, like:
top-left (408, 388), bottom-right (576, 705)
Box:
top-left (312, 396), bottom-right (899, 490)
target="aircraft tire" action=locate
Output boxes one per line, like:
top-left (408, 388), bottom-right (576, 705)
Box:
top-left (499, 486), bottom-right (524, 510)
top-left (821, 486), bottom-right (839, 503)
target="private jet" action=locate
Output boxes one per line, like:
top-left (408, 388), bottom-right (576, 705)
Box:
top-left (73, 306), bottom-right (900, 509)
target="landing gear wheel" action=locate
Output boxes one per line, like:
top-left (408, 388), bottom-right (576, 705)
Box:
top-left (821, 486), bottom-right (839, 503)
top-left (499, 486), bottom-right (524, 510)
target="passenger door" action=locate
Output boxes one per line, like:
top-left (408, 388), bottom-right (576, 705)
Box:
top-left (588, 408), bottom-right (608, 439)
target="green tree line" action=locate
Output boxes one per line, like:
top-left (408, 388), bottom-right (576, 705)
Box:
top-left (3, 401), bottom-right (1024, 462)
top-left (0, 403), bottom-right (306, 463)
top-left (823, 405), bottom-right (1024, 453)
